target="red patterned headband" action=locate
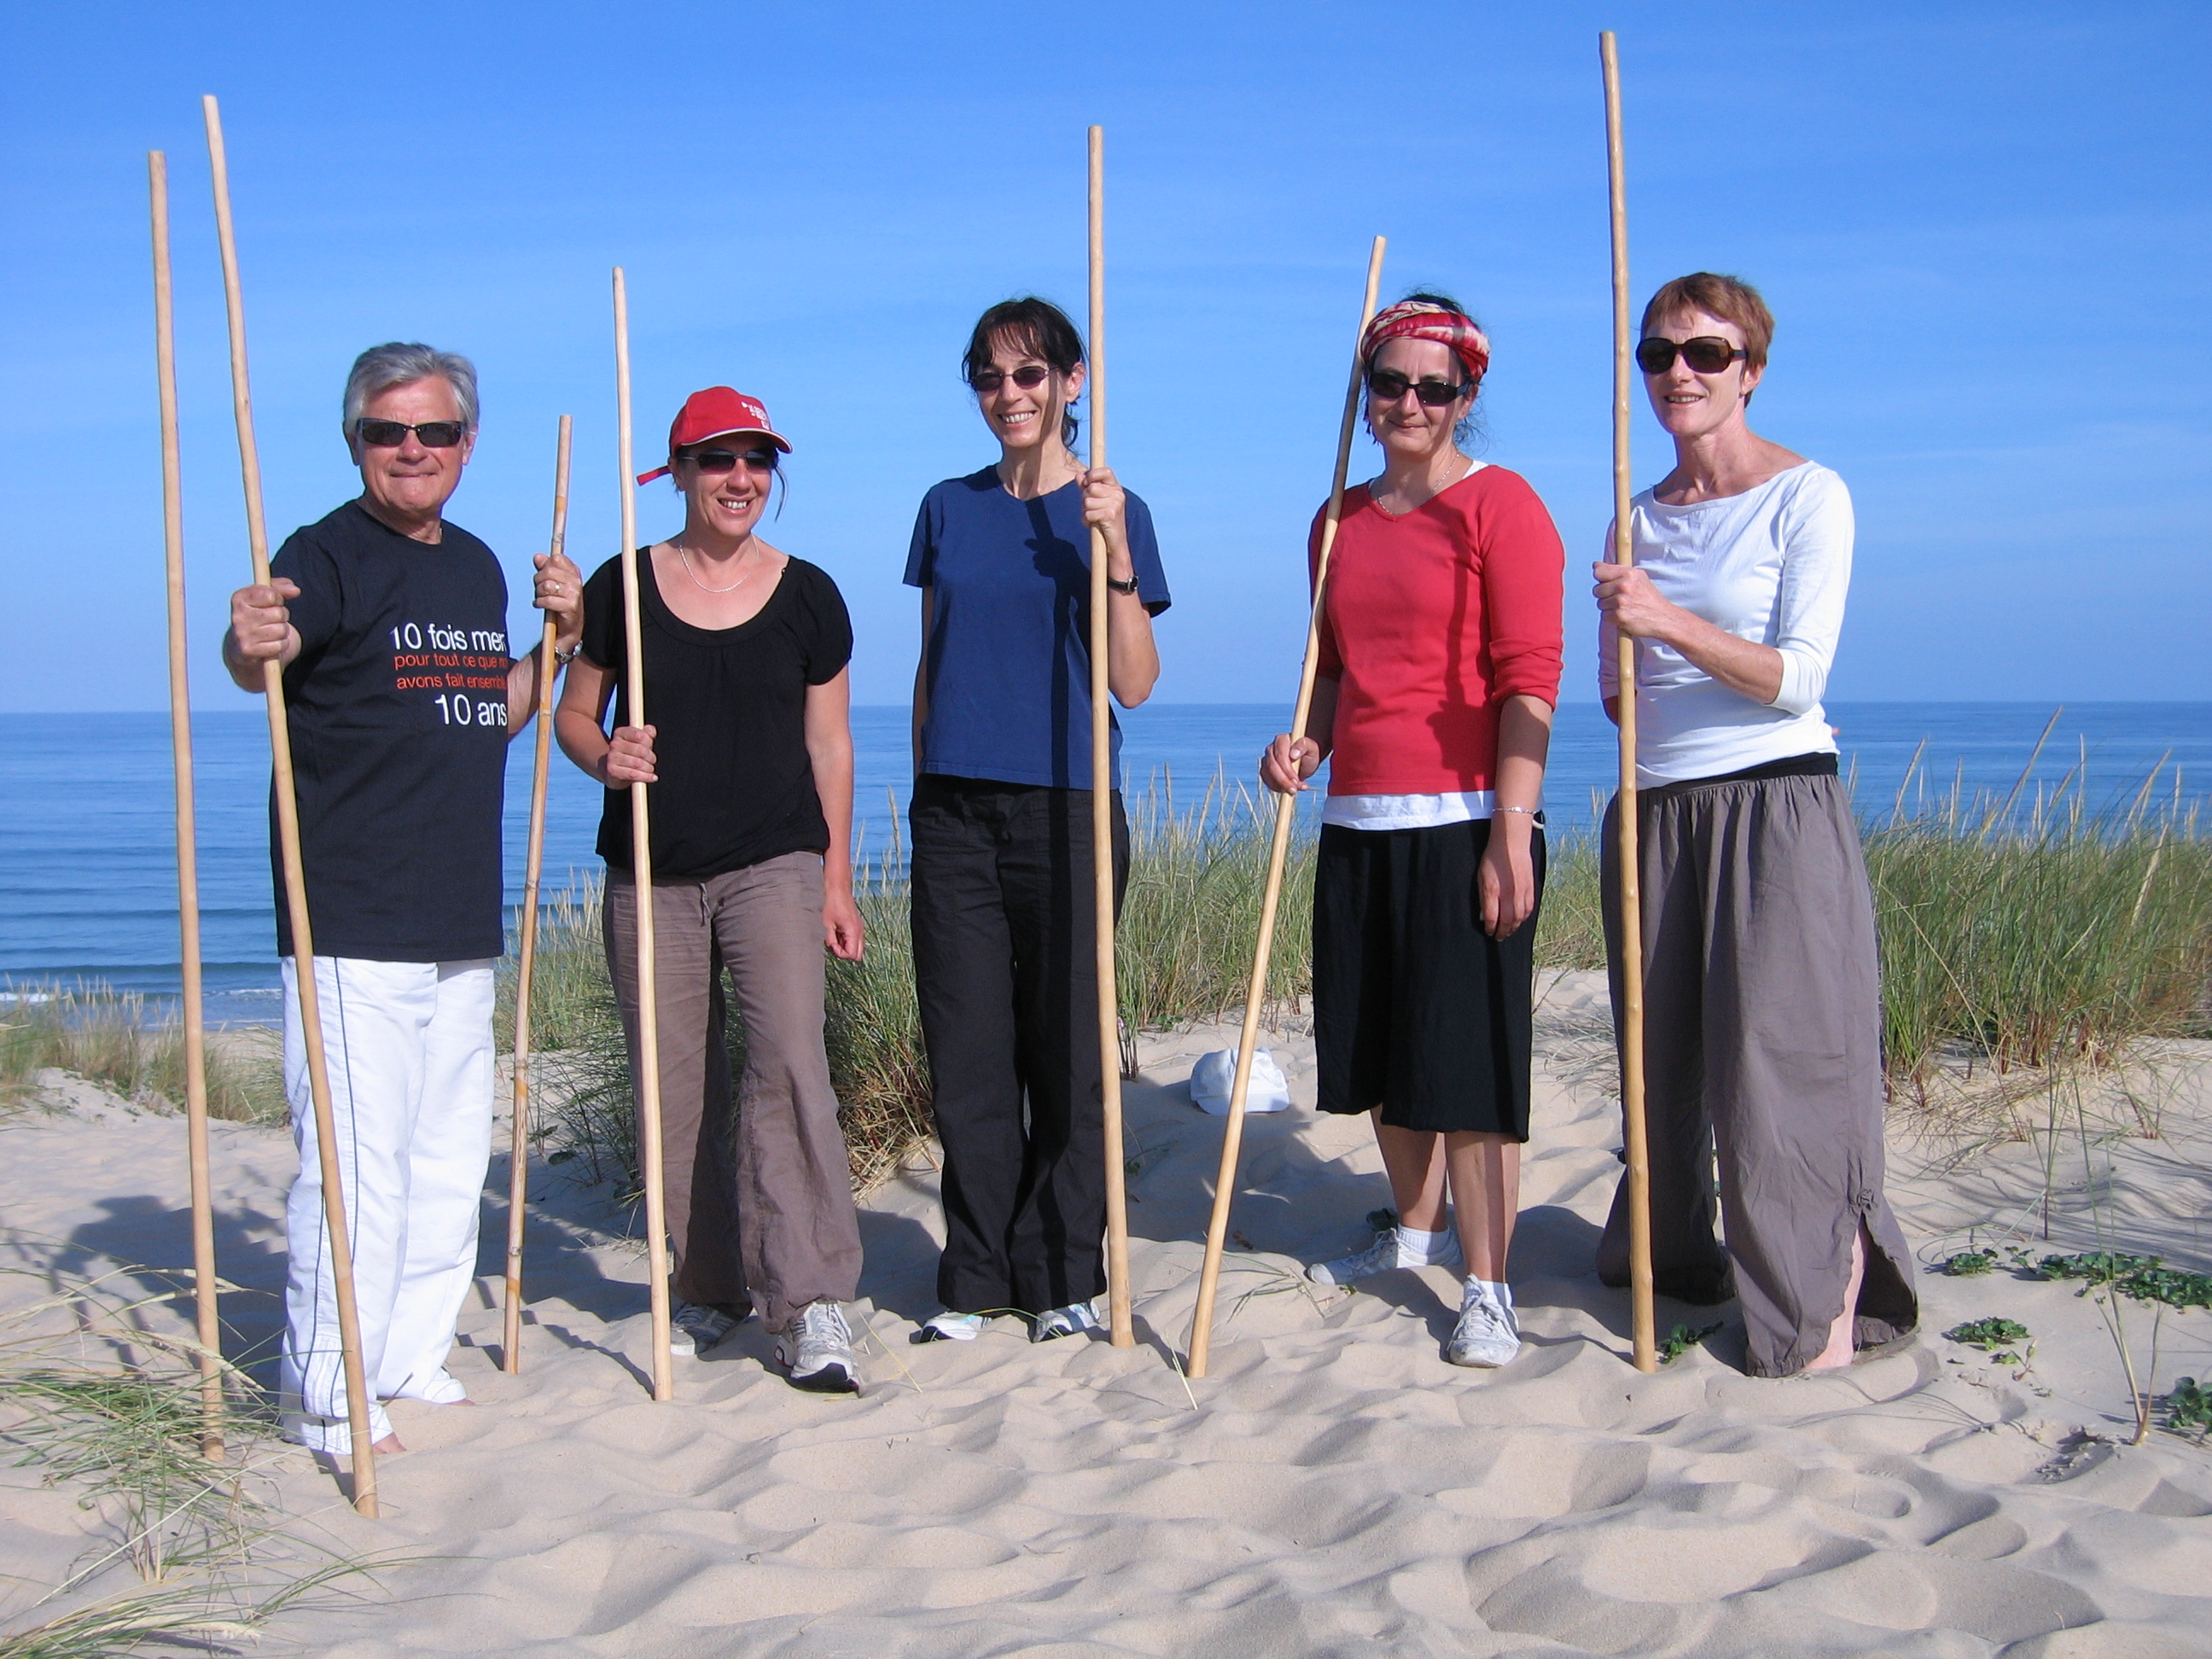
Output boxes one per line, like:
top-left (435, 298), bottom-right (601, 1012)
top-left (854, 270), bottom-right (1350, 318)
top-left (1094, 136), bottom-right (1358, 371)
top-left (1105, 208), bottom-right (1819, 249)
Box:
top-left (1361, 300), bottom-right (1491, 385)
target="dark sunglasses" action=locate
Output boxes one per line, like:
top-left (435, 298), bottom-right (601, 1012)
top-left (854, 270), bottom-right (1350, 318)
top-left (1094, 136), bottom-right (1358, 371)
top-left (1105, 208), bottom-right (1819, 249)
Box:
top-left (1634, 335), bottom-right (1747, 375)
top-left (354, 417), bottom-right (469, 448)
top-left (971, 364), bottom-right (1053, 394)
top-left (684, 446), bottom-right (778, 475)
top-left (1367, 369), bottom-right (1470, 407)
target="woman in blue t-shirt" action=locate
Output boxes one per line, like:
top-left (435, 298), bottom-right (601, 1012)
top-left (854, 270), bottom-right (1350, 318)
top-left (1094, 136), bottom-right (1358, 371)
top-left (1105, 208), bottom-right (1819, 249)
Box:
top-left (903, 296), bottom-right (1171, 1342)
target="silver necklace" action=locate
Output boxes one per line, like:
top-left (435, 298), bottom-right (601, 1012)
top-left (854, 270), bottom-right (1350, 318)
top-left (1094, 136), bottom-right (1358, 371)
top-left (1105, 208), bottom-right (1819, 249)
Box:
top-left (677, 543), bottom-right (757, 594)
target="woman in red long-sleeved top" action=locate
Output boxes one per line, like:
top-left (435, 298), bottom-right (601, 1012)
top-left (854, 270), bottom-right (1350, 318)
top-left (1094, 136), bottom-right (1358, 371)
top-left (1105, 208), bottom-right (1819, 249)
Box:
top-left (1262, 294), bottom-right (1564, 1369)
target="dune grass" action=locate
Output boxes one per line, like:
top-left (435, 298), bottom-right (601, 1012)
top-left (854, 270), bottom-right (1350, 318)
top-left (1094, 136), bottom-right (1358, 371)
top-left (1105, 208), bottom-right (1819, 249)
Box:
top-left (504, 761), bottom-right (2210, 1201)
top-left (0, 1256), bottom-right (401, 1656)
top-left (0, 987), bottom-right (285, 1126)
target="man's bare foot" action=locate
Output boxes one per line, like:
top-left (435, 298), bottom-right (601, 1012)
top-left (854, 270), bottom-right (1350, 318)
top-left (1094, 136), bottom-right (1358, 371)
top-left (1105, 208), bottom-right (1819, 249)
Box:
top-left (370, 1433), bottom-right (406, 1454)
top-left (1803, 1225), bottom-right (1869, 1371)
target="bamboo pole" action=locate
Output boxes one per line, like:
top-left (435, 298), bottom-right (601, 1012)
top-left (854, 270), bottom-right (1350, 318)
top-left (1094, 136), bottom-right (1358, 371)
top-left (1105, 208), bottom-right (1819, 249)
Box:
top-left (1086, 126), bottom-right (1135, 1348)
top-left (1600, 32), bottom-right (1656, 1375)
top-left (149, 150), bottom-right (224, 1462)
top-left (612, 269), bottom-right (675, 1400)
top-left (501, 414), bottom-right (572, 1376)
top-left (201, 95), bottom-right (381, 1511)
top-left (1186, 236), bottom-right (1386, 1380)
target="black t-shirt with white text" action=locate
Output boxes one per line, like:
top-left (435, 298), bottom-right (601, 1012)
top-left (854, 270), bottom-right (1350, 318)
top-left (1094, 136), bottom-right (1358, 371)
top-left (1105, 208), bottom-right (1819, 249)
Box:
top-left (579, 551), bottom-right (852, 881)
top-left (269, 500), bottom-right (510, 961)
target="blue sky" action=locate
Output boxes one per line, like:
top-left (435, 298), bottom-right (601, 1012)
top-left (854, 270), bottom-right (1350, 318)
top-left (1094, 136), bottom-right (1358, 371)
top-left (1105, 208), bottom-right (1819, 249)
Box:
top-left (2, 1), bottom-right (2205, 711)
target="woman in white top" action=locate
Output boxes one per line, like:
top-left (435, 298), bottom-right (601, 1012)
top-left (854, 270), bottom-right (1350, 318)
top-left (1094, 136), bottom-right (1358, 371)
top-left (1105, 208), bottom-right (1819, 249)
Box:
top-left (1592, 272), bottom-right (1916, 1378)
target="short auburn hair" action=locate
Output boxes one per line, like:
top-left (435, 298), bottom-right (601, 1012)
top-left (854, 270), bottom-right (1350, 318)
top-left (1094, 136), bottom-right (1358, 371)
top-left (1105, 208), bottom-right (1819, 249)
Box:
top-left (1640, 272), bottom-right (1774, 371)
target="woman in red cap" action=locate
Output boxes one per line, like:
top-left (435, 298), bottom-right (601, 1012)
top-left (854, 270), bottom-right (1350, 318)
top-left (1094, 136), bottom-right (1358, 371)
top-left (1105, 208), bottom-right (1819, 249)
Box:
top-left (1260, 294), bottom-right (1565, 1370)
top-left (556, 387), bottom-right (867, 1393)
top-left (903, 297), bottom-right (1170, 1344)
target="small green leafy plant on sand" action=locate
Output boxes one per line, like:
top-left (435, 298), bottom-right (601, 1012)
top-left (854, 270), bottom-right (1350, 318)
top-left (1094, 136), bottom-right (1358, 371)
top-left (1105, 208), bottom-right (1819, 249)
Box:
top-left (1660, 1322), bottom-right (1723, 1364)
top-left (2035, 1252), bottom-right (2212, 1311)
top-left (1942, 1250), bottom-right (1997, 1277)
top-left (1945, 1318), bottom-right (2033, 1366)
top-left (2158, 1377), bottom-right (2212, 1441)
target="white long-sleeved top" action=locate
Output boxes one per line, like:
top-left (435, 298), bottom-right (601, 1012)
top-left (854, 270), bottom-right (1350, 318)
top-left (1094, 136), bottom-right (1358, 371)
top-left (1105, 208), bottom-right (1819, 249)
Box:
top-left (1597, 460), bottom-right (1852, 786)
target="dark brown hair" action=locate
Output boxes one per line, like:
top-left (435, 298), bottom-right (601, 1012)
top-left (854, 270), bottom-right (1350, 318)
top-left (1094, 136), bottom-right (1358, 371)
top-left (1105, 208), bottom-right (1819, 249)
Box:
top-left (961, 296), bottom-right (1085, 448)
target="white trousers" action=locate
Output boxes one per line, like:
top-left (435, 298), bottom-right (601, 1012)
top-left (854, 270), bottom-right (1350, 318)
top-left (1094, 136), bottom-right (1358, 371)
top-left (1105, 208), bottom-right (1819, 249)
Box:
top-left (278, 956), bottom-right (495, 1454)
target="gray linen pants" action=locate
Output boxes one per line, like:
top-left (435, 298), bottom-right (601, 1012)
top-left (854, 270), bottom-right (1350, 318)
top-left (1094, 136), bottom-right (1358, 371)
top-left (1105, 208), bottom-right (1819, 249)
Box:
top-left (603, 853), bottom-right (862, 1332)
top-left (1598, 771), bottom-right (1917, 1377)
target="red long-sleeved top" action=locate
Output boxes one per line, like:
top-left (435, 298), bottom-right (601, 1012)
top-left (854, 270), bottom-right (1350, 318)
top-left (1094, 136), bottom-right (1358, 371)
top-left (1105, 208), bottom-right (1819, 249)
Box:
top-left (1313, 463), bottom-right (1565, 796)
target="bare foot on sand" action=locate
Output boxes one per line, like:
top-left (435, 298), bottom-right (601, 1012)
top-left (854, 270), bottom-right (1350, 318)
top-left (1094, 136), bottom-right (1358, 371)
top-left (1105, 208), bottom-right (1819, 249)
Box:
top-left (1803, 1225), bottom-right (1869, 1371)
top-left (370, 1433), bottom-right (405, 1454)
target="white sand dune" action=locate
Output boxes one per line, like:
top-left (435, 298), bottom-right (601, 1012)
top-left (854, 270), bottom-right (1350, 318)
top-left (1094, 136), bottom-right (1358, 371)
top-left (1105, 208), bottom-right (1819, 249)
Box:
top-left (4, 970), bottom-right (2211, 1656)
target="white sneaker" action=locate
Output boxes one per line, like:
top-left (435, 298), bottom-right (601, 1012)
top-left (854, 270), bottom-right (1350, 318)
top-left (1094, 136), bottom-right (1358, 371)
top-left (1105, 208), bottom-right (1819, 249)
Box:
top-left (1446, 1281), bottom-right (1520, 1368)
top-left (916, 1309), bottom-right (987, 1343)
top-left (1307, 1226), bottom-right (1463, 1287)
top-left (776, 1301), bottom-right (859, 1394)
top-left (1030, 1300), bottom-right (1102, 1342)
top-left (668, 1301), bottom-right (743, 1359)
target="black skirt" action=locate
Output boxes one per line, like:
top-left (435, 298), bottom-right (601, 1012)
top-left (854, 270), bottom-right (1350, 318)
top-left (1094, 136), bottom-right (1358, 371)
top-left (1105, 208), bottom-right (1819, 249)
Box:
top-left (1312, 818), bottom-right (1544, 1137)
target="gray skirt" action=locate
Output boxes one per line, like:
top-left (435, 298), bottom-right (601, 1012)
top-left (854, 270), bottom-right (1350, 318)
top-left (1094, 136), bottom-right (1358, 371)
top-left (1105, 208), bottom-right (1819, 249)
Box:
top-left (1598, 766), bottom-right (1918, 1377)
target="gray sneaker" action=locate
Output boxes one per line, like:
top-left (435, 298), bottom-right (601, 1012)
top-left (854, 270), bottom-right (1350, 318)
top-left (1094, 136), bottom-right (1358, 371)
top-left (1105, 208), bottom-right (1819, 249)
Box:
top-left (668, 1301), bottom-right (742, 1358)
top-left (1307, 1227), bottom-right (1463, 1287)
top-left (1030, 1300), bottom-right (1102, 1342)
top-left (1446, 1281), bottom-right (1520, 1369)
top-left (776, 1301), bottom-right (859, 1394)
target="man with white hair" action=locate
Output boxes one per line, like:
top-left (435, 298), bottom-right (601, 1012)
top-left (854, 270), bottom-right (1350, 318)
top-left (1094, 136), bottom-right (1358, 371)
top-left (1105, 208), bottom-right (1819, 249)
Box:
top-left (224, 342), bottom-right (583, 1454)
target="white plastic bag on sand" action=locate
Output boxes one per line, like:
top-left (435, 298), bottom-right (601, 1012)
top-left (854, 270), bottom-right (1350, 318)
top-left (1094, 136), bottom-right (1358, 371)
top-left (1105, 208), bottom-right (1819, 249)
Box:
top-left (1189, 1048), bottom-right (1291, 1115)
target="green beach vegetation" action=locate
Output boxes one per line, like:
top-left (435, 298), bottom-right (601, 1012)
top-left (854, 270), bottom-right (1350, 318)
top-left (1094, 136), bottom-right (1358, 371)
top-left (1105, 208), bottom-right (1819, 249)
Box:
top-left (1, 990), bottom-right (283, 1126)
top-left (499, 767), bottom-right (2210, 1201)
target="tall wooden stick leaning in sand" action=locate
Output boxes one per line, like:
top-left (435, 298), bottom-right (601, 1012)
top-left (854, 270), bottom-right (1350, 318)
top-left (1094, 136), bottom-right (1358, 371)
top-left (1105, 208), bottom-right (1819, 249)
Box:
top-left (149, 148), bottom-right (225, 1463)
top-left (612, 268), bottom-right (677, 1401)
top-left (1600, 31), bottom-right (1657, 1375)
top-left (1087, 126), bottom-right (1135, 1348)
top-left (1185, 236), bottom-right (1387, 1381)
top-left (201, 95), bottom-right (381, 1514)
top-left (502, 415), bottom-right (573, 1377)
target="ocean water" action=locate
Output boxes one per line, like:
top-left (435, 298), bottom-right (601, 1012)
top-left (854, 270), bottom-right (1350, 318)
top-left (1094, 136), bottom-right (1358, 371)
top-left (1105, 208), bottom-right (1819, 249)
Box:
top-left (3, 702), bottom-right (2206, 1022)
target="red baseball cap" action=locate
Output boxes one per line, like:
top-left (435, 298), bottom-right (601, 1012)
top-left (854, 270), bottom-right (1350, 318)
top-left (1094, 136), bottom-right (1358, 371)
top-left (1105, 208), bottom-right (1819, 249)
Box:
top-left (637, 386), bottom-right (791, 483)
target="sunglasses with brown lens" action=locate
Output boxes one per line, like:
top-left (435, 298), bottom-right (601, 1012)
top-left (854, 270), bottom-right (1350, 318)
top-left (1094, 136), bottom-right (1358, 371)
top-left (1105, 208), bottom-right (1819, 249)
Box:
top-left (355, 417), bottom-right (469, 448)
top-left (1366, 368), bottom-right (1470, 407)
top-left (684, 446), bottom-right (779, 475)
top-left (970, 364), bottom-right (1054, 394)
top-left (1634, 336), bottom-right (1747, 375)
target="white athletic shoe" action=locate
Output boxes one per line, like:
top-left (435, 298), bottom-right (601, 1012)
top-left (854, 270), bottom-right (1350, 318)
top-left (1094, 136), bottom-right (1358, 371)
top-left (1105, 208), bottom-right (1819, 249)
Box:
top-left (916, 1310), bottom-right (987, 1343)
top-left (1307, 1227), bottom-right (1464, 1287)
top-left (667, 1301), bottom-right (743, 1359)
top-left (1446, 1281), bottom-right (1520, 1369)
top-left (776, 1301), bottom-right (859, 1394)
top-left (1030, 1300), bottom-right (1103, 1342)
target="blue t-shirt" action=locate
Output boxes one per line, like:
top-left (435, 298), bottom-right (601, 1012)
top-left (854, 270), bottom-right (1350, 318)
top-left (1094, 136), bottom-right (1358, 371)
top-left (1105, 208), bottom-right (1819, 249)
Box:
top-left (904, 466), bottom-right (1170, 789)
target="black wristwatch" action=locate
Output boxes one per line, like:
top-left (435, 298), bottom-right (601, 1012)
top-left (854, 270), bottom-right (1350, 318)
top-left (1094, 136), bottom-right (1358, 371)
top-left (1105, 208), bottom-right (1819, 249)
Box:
top-left (1105, 573), bottom-right (1140, 596)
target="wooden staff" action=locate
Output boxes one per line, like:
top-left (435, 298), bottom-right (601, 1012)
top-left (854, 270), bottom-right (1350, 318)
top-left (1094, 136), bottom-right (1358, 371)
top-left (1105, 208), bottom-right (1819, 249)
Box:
top-left (501, 415), bottom-right (572, 1376)
top-left (149, 150), bottom-right (224, 1461)
top-left (1086, 125), bottom-right (1134, 1348)
top-left (1600, 32), bottom-right (1656, 1374)
top-left (1186, 236), bottom-right (1386, 1380)
top-left (613, 268), bottom-right (675, 1400)
top-left (201, 95), bottom-right (380, 1511)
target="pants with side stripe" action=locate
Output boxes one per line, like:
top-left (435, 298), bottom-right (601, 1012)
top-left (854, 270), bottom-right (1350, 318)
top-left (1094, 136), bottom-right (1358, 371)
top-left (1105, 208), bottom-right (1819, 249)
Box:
top-left (277, 956), bottom-right (495, 1454)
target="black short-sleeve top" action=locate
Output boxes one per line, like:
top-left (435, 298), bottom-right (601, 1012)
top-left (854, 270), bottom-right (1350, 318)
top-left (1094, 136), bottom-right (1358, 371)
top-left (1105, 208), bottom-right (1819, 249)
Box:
top-left (578, 550), bottom-right (853, 881)
top-left (269, 500), bottom-right (511, 963)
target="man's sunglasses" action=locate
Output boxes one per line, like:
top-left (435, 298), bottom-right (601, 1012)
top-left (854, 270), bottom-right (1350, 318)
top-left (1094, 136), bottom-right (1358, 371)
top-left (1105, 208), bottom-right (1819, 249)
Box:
top-left (1634, 336), bottom-right (1747, 375)
top-left (684, 446), bottom-right (779, 475)
top-left (1367, 369), bottom-right (1470, 407)
top-left (354, 418), bottom-right (469, 448)
top-left (971, 365), bottom-right (1053, 394)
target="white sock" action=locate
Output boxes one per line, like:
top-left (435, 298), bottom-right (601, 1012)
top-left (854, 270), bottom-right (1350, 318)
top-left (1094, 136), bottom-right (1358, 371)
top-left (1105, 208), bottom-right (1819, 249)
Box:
top-left (1394, 1225), bottom-right (1454, 1262)
top-left (1483, 1279), bottom-right (1512, 1311)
